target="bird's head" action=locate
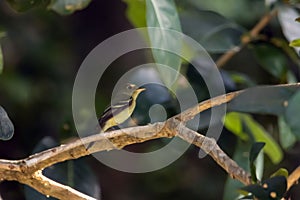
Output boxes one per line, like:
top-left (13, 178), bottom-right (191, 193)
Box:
top-left (124, 83), bottom-right (146, 99)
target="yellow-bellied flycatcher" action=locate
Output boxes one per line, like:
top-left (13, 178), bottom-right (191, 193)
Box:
top-left (98, 84), bottom-right (146, 132)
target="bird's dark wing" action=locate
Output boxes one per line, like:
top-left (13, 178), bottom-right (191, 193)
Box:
top-left (98, 97), bottom-right (133, 129)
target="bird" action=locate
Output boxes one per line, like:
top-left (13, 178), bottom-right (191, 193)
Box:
top-left (98, 83), bottom-right (146, 132)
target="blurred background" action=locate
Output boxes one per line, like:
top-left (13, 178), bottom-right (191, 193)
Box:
top-left (0, 0), bottom-right (299, 199)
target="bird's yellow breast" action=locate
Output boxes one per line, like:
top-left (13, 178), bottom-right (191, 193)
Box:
top-left (102, 101), bottom-right (136, 132)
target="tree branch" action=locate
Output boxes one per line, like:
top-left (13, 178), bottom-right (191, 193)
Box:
top-left (0, 89), bottom-right (249, 199)
top-left (4, 83), bottom-right (300, 198)
top-left (175, 124), bottom-right (251, 185)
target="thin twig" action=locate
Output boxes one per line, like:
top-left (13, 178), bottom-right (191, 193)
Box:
top-left (175, 91), bottom-right (241, 122)
top-left (249, 9), bottom-right (278, 37)
top-left (216, 9), bottom-right (278, 68)
top-left (287, 166), bottom-right (300, 191)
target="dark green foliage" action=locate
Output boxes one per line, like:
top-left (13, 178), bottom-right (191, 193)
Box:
top-left (284, 90), bottom-right (300, 140)
top-left (0, 106), bottom-right (14, 140)
top-left (240, 176), bottom-right (287, 200)
top-left (0, 0), bottom-right (300, 199)
top-left (249, 142), bottom-right (265, 183)
top-left (6, 0), bottom-right (49, 12)
top-left (227, 85), bottom-right (300, 115)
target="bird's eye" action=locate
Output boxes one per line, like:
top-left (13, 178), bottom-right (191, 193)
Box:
top-left (127, 84), bottom-right (134, 90)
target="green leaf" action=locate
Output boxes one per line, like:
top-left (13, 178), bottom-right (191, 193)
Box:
top-left (284, 90), bottom-right (300, 140)
top-left (201, 23), bottom-right (244, 53)
top-left (289, 39), bottom-right (300, 47)
top-left (0, 106), bottom-right (14, 141)
top-left (249, 142), bottom-right (265, 183)
top-left (180, 9), bottom-right (245, 53)
top-left (224, 112), bottom-right (248, 141)
top-left (255, 148), bottom-right (264, 184)
top-left (179, 0), bottom-right (265, 25)
top-left (146, 0), bottom-right (182, 88)
top-left (229, 72), bottom-right (256, 87)
top-left (278, 6), bottom-right (300, 53)
top-left (24, 137), bottom-right (100, 199)
top-left (228, 84), bottom-right (300, 115)
top-left (271, 168), bottom-right (289, 178)
top-left (223, 140), bottom-right (251, 200)
top-left (243, 115), bottom-right (283, 164)
top-left (48, 0), bottom-right (92, 15)
top-left (249, 142), bottom-right (265, 164)
top-left (124, 0), bottom-right (146, 28)
top-left (252, 44), bottom-right (287, 79)
top-left (6, 0), bottom-right (47, 12)
top-left (278, 116), bottom-right (296, 149)
top-left (224, 110), bottom-right (285, 164)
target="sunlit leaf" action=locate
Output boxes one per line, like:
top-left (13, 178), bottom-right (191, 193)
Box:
top-left (271, 168), bottom-right (289, 178)
top-left (146, 0), bottom-right (182, 88)
top-left (249, 142), bottom-right (265, 183)
top-left (224, 112), bottom-right (284, 164)
top-left (249, 142), bottom-right (265, 164)
top-left (284, 90), bottom-right (300, 140)
top-left (124, 0), bottom-right (146, 28)
top-left (289, 38), bottom-right (300, 47)
top-left (224, 112), bottom-right (248, 141)
top-left (255, 148), bottom-right (264, 184)
top-left (48, 0), bottom-right (92, 15)
top-left (278, 116), bottom-right (296, 149)
top-left (278, 5), bottom-right (300, 54)
top-left (243, 115), bottom-right (283, 164)
top-left (0, 106), bottom-right (14, 141)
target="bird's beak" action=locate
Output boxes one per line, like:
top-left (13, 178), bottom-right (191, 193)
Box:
top-left (137, 88), bottom-right (146, 93)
